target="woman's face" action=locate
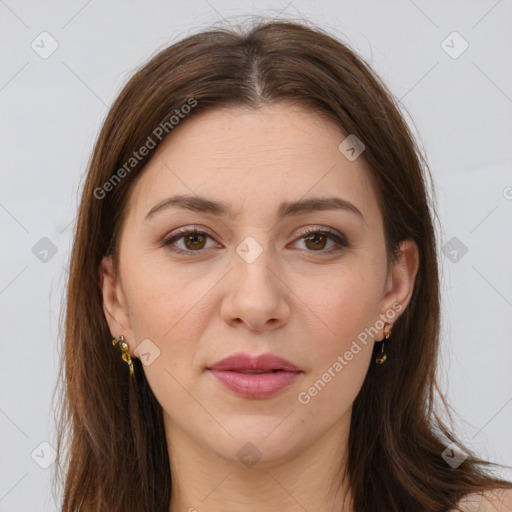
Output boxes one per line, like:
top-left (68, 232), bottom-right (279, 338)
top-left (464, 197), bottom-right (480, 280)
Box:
top-left (100, 103), bottom-right (417, 468)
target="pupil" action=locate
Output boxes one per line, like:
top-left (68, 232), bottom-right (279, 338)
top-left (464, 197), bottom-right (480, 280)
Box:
top-left (186, 234), bottom-right (204, 249)
top-left (307, 234), bottom-right (325, 250)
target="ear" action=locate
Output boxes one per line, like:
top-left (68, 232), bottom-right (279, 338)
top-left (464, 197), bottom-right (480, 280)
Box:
top-left (379, 238), bottom-right (419, 334)
top-left (99, 255), bottom-right (135, 355)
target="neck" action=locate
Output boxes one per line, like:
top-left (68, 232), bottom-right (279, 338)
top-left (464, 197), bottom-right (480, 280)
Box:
top-left (166, 410), bottom-right (354, 512)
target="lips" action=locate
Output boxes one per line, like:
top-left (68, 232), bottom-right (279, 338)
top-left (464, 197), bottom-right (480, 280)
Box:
top-left (208, 352), bottom-right (301, 372)
top-left (207, 352), bottom-right (303, 398)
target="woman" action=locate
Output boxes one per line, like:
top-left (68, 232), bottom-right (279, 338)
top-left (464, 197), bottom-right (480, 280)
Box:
top-left (54, 19), bottom-right (512, 511)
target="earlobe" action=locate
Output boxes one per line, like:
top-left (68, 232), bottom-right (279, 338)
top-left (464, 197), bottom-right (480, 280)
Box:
top-left (99, 255), bottom-right (133, 343)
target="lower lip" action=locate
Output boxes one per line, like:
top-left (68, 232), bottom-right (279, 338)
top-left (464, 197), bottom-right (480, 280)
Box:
top-left (208, 369), bottom-right (302, 398)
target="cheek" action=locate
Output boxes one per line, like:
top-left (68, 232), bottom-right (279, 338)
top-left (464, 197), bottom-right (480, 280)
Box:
top-left (297, 259), bottom-right (384, 349)
top-left (293, 261), bottom-right (382, 408)
top-left (126, 254), bottom-right (218, 334)
top-left (121, 257), bottom-right (216, 355)
top-left (296, 297), bottom-right (375, 420)
top-left (122, 260), bottom-right (213, 411)
top-left (297, 344), bottom-right (373, 425)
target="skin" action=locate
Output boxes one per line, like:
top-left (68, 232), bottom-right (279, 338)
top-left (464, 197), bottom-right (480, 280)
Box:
top-left (99, 102), bottom-right (420, 511)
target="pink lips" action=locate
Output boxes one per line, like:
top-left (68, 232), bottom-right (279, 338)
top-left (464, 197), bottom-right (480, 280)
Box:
top-left (207, 353), bottom-right (303, 399)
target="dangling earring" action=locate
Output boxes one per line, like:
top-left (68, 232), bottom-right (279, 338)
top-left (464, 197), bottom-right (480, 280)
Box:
top-left (375, 322), bottom-right (392, 364)
top-left (112, 335), bottom-right (134, 378)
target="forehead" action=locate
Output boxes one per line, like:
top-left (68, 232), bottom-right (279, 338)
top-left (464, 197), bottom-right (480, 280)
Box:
top-left (123, 103), bottom-right (378, 223)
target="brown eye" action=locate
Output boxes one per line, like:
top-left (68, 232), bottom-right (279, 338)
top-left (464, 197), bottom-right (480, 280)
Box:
top-left (183, 232), bottom-right (207, 250)
top-left (293, 228), bottom-right (348, 254)
top-left (304, 232), bottom-right (328, 251)
top-left (163, 228), bottom-right (216, 253)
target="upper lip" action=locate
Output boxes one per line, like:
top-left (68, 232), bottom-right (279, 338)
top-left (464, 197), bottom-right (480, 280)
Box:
top-left (208, 352), bottom-right (301, 372)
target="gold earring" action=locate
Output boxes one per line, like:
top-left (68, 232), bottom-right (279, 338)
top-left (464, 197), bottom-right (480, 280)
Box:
top-left (112, 335), bottom-right (134, 378)
top-left (375, 322), bottom-right (392, 365)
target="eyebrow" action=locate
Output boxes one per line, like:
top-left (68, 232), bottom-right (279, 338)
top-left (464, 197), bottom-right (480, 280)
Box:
top-left (145, 194), bottom-right (365, 222)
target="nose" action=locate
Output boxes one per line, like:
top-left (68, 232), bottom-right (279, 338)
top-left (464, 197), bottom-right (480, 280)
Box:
top-left (220, 248), bottom-right (290, 332)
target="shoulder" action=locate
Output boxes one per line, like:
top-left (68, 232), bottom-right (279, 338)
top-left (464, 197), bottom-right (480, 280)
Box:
top-left (452, 488), bottom-right (512, 512)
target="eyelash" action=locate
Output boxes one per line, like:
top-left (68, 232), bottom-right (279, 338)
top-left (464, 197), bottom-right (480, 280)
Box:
top-left (161, 227), bottom-right (348, 256)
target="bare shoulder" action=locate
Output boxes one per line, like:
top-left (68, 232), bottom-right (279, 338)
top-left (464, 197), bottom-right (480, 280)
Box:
top-left (451, 488), bottom-right (512, 512)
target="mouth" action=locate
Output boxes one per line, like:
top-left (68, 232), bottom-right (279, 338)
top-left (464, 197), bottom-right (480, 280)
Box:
top-left (207, 368), bottom-right (302, 398)
top-left (231, 369), bottom-right (280, 374)
top-left (207, 352), bottom-right (303, 399)
top-left (207, 352), bottom-right (301, 373)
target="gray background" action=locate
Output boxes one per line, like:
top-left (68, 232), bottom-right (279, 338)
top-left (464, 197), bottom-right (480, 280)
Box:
top-left (1, 1), bottom-right (511, 510)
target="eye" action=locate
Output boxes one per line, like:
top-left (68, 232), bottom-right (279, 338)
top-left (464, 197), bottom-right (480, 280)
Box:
top-left (162, 227), bottom-right (348, 255)
top-left (162, 228), bottom-right (218, 254)
top-left (292, 227), bottom-right (348, 254)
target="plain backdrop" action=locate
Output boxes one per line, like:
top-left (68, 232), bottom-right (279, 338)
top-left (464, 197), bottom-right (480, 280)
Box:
top-left (0, 1), bottom-right (511, 510)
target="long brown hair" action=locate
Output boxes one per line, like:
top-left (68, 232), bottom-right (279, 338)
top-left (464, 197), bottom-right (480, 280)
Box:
top-left (53, 18), bottom-right (512, 511)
